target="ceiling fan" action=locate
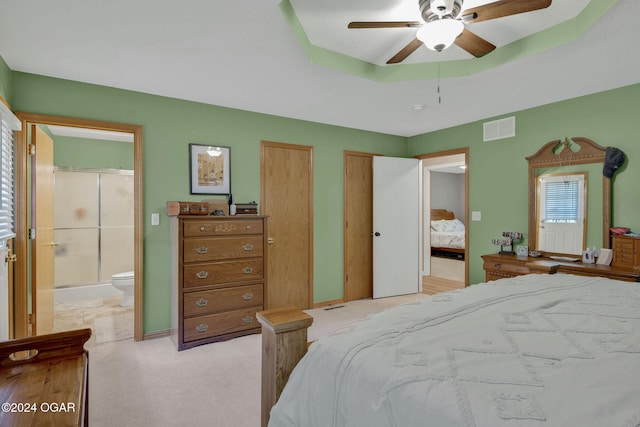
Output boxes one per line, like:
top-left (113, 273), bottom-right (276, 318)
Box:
top-left (348, 0), bottom-right (552, 64)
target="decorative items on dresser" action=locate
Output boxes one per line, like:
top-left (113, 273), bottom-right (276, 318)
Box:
top-left (612, 234), bottom-right (640, 268)
top-left (481, 252), bottom-right (640, 282)
top-left (490, 231), bottom-right (523, 255)
top-left (170, 215), bottom-right (268, 350)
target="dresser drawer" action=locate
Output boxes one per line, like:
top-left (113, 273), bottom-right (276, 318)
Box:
top-left (183, 307), bottom-right (260, 342)
top-left (614, 242), bottom-right (634, 254)
top-left (183, 259), bottom-right (264, 288)
top-left (183, 236), bottom-right (263, 262)
top-left (483, 260), bottom-right (529, 276)
top-left (614, 253), bottom-right (635, 267)
top-left (184, 284), bottom-right (263, 317)
top-left (183, 219), bottom-right (263, 237)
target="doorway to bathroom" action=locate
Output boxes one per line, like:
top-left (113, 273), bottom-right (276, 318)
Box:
top-left (13, 113), bottom-right (143, 342)
top-left (51, 166), bottom-right (135, 344)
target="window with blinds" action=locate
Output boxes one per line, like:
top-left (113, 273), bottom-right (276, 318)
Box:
top-left (0, 102), bottom-right (21, 244)
top-left (539, 174), bottom-right (585, 224)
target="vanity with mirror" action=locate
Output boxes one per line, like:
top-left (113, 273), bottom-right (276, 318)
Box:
top-left (482, 137), bottom-right (640, 282)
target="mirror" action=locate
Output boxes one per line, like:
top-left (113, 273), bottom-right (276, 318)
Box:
top-left (527, 137), bottom-right (610, 255)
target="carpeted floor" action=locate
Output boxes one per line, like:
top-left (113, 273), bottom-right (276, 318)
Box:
top-left (88, 293), bottom-right (427, 427)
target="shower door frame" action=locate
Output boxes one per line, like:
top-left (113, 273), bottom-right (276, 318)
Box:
top-left (14, 113), bottom-right (144, 341)
top-left (53, 166), bottom-right (135, 289)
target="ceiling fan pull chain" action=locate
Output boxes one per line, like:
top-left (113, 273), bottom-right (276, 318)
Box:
top-left (437, 60), bottom-right (442, 105)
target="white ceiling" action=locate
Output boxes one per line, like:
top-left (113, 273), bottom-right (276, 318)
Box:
top-left (1, 0), bottom-right (639, 137)
top-left (291, 0), bottom-right (591, 65)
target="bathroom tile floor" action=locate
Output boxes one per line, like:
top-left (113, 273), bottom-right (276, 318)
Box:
top-left (53, 296), bottom-right (134, 346)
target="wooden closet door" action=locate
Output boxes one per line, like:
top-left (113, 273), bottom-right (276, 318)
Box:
top-left (343, 151), bottom-right (375, 301)
top-left (261, 141), bottom-right (313, 310)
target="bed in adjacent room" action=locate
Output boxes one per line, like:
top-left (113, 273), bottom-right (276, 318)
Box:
top-left (265, 274), bottom-right (640, 426)
top-left (430, 209), bottom-right (465, 260)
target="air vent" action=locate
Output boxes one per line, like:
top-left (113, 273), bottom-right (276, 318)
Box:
top-left (483, 116), bottom-right (515, 142)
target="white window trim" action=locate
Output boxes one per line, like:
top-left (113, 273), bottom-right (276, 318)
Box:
top-left (0, 101), bottom-right (21, 246)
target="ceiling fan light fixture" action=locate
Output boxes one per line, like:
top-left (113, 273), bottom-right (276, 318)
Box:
top-left (416, 18), bottom-right (464, 52)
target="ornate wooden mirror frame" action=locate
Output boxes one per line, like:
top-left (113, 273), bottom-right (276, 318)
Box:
top-left (526, 136), bottom-right (610, 253)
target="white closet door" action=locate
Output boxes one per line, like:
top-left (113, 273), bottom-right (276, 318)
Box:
top-left (373, 156), bottom-right (420, 298)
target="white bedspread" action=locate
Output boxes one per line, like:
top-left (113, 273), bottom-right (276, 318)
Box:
top-left (431, 230), bottom-right (465, 249)
top-left (269, 274), bottom-right (640, 427)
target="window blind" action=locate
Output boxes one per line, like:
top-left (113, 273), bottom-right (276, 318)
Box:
top-left (544, 179), bottom-right (579, 223)
top-left (0, 102), bottom-right (21, 243)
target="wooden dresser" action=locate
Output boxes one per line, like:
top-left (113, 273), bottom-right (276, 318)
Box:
top-left (171, 216), bottom-right (268, 350)
top-left (482, 253), bottom-right (640, 283)
top-left (612, 235), bottom-right (640, 268)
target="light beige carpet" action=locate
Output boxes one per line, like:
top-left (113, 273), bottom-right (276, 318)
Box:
top-left (88, 293), bottom-right (427, 427)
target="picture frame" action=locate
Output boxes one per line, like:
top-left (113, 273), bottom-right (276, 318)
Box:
top-left (189, 144), bottom-right (231, 195)
top-left (517, 245), bottom-right (529, 256)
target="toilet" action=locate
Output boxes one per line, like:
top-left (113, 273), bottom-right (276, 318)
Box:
top-left (111, 271), bottom-right (134, 307)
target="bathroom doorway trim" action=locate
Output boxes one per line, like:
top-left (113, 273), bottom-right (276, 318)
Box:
top-left (14, 113), bottom-right (144, 341)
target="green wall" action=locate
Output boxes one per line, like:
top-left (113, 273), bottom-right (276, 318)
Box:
top-left (53, 135), bottom-right (134, 170)
top-left (9, 71), bottom-right (407, 334)
top-left (0, 55), bottom-right (12, 104)
top-left (408, 83), bottom-right (640, 284)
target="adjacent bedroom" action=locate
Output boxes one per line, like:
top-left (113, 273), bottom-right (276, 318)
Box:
top-left (423, 160), bottom-right (467, 294)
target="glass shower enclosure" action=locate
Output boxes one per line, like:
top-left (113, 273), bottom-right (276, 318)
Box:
top-left (53, 168), bottom-right (134, 291)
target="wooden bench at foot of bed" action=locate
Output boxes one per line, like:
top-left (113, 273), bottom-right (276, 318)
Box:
top-left (257, 308), bottom-right (313, 427)
top-left (0, 328), bottom-right (92, 427)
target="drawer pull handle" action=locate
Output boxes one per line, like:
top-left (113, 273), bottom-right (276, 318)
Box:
top-left (199, 226), bottom-right (206, 232)
top-left (196, 271), bottom-right (209, 279)
top-left (243, 266), bottom-right (254, 274)
top-left (243, 243), bottom-right (253, 251)
top-left (196, 246), bottom-right (209, 254)
top-left (246, 225), bottom-right (251, 230)
top-left (494, 263), bottom-right (502, 270)
top-left (196, 324), bottom-right (209, 333)
top-left (242, 316), bottom-right (254, 323)
top-left (196, 298), bottom-right (208, 307)
top-left (242, 292), bottom-right (254, 300)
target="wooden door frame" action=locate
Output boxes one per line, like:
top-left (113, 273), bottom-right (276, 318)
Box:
top-left (14, 113), bottom-right (144, 340)
top-left (415, 147), bottom-right (469, 286)
top-left (260, 140), bottom-right (314, 308)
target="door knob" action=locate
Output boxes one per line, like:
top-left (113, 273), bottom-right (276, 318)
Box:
top-left (267, 237), bottom-right (274, 244)
top-left (371, 232), bottom-right (381, 237)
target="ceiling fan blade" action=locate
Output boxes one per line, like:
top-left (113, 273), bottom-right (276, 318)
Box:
top-left (463, 0), bottom-right (552, 24)
top-left (455, 29), bottom-right (496, 58)
top-left (387, 38), bottom-right (423, 64)
top-left (348, 21), bottom-right (421, 29)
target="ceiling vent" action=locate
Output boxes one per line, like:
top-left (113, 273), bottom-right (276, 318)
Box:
top-left (483, 116), bottom-right (515, 142)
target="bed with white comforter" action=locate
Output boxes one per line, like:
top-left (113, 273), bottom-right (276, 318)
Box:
top-left (431, 218), bottom-right (465, 250)
top-left (269, 274), bottom-right (640, 427)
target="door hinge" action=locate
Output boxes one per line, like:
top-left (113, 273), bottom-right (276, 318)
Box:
top-left (5, 248), bottom-right (16, 263)
top-left (28, 228), bottom-right (35, 239)
top-left (28, 313), bottom-right (35, 325)
top-left (28, 144), bottom-right (36, 155)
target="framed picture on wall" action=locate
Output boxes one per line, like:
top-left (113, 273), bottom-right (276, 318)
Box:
top-left (189, 144), bottom-right (231, 195)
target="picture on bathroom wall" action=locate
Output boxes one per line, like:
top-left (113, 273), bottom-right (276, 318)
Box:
top-left (189, 143), bottom-right (231, 195)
